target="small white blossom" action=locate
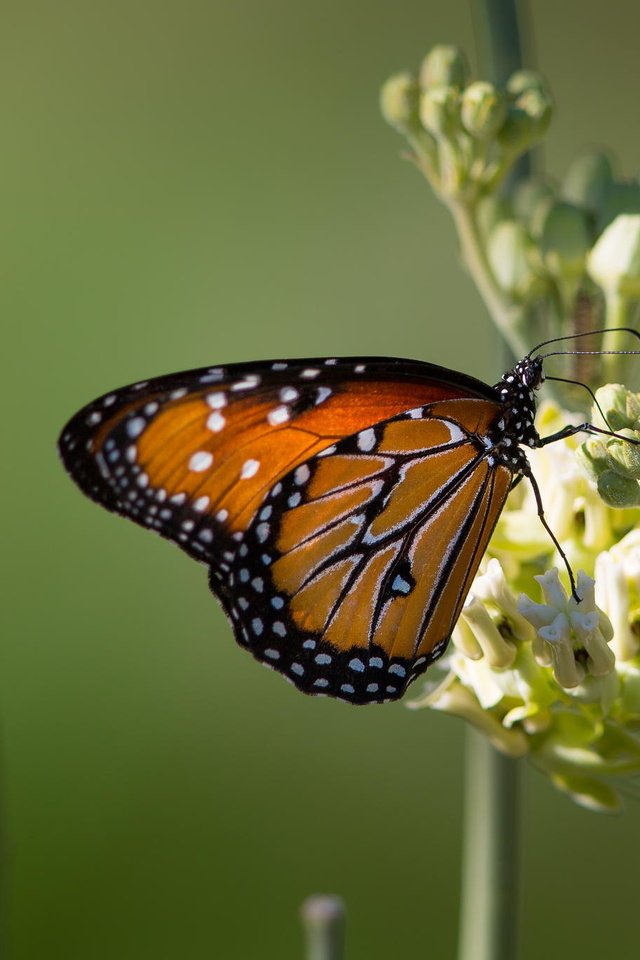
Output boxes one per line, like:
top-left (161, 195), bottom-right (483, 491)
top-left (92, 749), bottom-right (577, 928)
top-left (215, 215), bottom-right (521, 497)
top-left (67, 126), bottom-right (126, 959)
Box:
top-left (518, 569), bottom-right (615, 688)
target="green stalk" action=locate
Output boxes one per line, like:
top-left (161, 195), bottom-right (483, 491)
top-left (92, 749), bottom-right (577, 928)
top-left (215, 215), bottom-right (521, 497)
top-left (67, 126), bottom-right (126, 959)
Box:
top-left (456, 3), bottom-right (529, 959)
top-left (447, 199), bottom-right (529, 360)
top-left (300, 895), bottom-right (346, 960)
top-left (458, 732), bottom-right (521, 960)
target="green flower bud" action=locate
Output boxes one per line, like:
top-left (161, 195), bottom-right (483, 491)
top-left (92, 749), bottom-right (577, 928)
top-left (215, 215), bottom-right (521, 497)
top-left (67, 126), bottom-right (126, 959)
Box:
top-left (460, 81), bottom-right (506, 139)
top-left (498, 87), bottom-right (553, 153)
top-left (419, 85), bottom-right (460, 139)
top-left (487, 220), bottom-right (540, 301)
top-left (587, 214), bottom-right (640, 299)
top-left (594, 384), bottom-right (640, 431)
top-left (597, 181), bottom-right (640, 232)
top-left (562, 151), bottom-right (614, 214)
top-left (540, 201), bottom-right (591, 279)
top-left (505, 68), bottom-right (549, 97)
top-left (576, 435), bottom-right (609, 482)
top-left (475, 195), bottom-right (513, 238)
top-left (597, 469), bottom-right (640, 508)
top-left (549, 771), bottom-right (622, 813)
top-left (513, 176), bottom-right (556, 228)
top-left (380, 72), bottom-right (421, 134)
top-left (606, 430), bottom-right (640, 480)
top-left (419, 44), bottom-right (468, 89)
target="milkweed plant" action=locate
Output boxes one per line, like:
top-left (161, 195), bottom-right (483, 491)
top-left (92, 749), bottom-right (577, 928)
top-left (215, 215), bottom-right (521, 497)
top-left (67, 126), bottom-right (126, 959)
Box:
top-left (382, 44), bottom-right (640, 813)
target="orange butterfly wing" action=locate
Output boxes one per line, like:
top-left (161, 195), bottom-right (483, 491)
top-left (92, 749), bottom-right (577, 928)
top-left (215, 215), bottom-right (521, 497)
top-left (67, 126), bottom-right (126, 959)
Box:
top-left (223, 399), bottom-right (512, 702)
top-left (59, 357), bottom-right (510, 703)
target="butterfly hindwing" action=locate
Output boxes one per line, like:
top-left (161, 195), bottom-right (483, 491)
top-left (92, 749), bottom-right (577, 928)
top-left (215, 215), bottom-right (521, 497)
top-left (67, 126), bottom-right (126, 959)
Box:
top-left (216, 400), bottom-right (512, 703)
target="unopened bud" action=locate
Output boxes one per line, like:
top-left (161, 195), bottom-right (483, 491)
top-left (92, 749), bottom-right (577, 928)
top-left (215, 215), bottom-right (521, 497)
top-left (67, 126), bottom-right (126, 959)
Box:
top-left (487, 220), bottom-right (540, 301)
top-left (380, 72), bottom-right (421, 134)
top-left (540, 201), bottom-right (591, 280)
top-left (576, 435), bottom-right (609, 483)
top-left (594, 384), bottom-right (640, 431)
top-left (606, 429), bottom-right (640, 480)
top-left (460, 81), bottom-right (506, 139)
top-left (598, 181), bottom-right (640, 233)
top-left (476, 195), bottom-right (513, 238)
top-left (587, 214), bottom-right (640, 299)
top-left (505, 68), bottom-right (549, 97)
top-left (419, 85), bottom-right (460, 139)
top-left (562, 151), bottom-right (614, 214)
top-left (513, 176), bottom-right (556, 228)
top-left (499, 87), bottom-right (553, 152)
top-left (597, 469), bottom-right (640, 508)
top-left (419, 44), bottom-right (468, 89)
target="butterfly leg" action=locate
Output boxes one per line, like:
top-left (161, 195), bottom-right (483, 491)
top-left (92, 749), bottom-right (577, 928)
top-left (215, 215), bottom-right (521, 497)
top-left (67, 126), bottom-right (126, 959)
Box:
top-left (520, 464), bottom-right (580, 602)
top-left (538, 423), bottom-right (640, 447)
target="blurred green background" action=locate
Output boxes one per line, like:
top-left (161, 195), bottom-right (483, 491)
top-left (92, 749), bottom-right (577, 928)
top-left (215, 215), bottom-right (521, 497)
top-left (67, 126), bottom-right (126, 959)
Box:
top-left (3, 1), bottom-right (640, 957)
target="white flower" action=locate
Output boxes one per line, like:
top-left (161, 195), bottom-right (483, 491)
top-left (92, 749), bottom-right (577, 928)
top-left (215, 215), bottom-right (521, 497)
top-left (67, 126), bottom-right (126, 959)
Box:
top-left (518, 569), bottom-right (615, 688)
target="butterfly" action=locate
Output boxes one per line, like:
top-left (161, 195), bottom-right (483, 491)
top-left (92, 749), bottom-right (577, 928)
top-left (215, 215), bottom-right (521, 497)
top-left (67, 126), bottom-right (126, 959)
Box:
top-left (58, 341), bottom-right (623, 705)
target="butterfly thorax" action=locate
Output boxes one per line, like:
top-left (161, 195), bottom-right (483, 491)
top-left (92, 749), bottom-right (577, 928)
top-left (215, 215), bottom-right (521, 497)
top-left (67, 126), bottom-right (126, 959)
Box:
top-left (486, 356), bottom-right (542, 472)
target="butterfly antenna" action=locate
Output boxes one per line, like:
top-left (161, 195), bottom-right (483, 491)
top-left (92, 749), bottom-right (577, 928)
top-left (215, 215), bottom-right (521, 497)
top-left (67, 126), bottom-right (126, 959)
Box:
top-left (543, 375), bottom-right (613, 431)
top-left (528, 326), bottom-right (640, 357)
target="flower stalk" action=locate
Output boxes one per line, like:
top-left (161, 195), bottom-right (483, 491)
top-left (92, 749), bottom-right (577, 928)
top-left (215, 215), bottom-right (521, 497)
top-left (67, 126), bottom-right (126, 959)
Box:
top-left (300, 895), bottom-right (346, 960)
top-left (458, 732), bottom-right (520, 960)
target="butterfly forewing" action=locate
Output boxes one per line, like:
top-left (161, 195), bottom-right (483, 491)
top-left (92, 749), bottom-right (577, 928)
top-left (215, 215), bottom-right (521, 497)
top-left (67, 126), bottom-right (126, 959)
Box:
top-left (59, 356), bottom-right (509, 703)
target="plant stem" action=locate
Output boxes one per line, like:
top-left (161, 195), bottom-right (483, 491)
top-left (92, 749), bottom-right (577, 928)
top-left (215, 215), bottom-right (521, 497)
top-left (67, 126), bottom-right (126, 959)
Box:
top-left (300, 895), bottom-right (346, 960)
top-left (447, 199), bottom-right (529, 360)
top-left (458, 731), bottom-right (521, 960)
top-left (456, 4), bottom-right (529, 960)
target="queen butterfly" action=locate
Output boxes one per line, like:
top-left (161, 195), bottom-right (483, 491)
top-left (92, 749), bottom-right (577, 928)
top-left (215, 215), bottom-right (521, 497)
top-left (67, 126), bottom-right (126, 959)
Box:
top-left (57, 343), bottom-right (629, 704)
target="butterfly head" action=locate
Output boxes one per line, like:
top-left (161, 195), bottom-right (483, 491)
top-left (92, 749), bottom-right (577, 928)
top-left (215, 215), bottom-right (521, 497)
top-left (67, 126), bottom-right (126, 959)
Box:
top-left (509, 355), bottom-right (544, 391)
top-left (491, 356), bottom-right (543, 454)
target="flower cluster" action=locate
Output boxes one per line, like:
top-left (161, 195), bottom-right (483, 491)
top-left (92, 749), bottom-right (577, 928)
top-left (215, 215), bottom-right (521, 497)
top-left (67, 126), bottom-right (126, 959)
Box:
top-left (381, 44), bottom-right (640, 380)
top-left (380, 45), bottom-right (552, 204)
top-left (410, 392), bottom-right (640, 812)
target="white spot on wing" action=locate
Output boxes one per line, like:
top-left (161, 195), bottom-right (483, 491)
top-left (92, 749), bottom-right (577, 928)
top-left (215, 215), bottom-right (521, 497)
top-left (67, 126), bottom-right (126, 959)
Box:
top-left (127, 417), bottom-right (145, 438)
top-left (207, 392), bottom-right (227, 409)
top-left (294, 464), bottom-right (310, 485)
top-left (232, 374), bottom-right (260, 391)
top-left (280, 387), bottom-right (299, 403)
top-left (240, 459), bottom-right (260, 479)
top-left (189, 451), bottom-right (213, 472)
top-left (357, 428), bottom-right (376, 452)
top-left (206, 411), bottom-right (226, 432)
top-left (268, 405), bottom-right (290, 426)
